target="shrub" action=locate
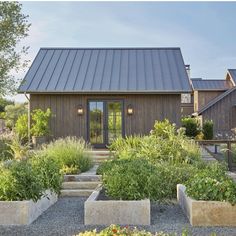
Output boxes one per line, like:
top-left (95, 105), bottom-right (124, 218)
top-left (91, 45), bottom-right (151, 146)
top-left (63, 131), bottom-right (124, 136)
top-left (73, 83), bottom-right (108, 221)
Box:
top-left (202, 120), bottom-right (214, 140)
top-left (31, 108), bottom-right (51, 137)
top-left (7, 134), bottom-right (30, 160)
top-left (102, 159), bottom-right (199, 201)
top-left (0, 160), bottom-right (44, 201)
top-left (30, 153), bottom-right (63, 194)
top-left (185, 163), bottom-right (236, 205)
top-left (15, 113), bottom-right (28, 141)
top-left (40, 137), bottom-right (92, 174)
top-left (181, 117), bottom-right (200, 138)
top-left (4, 103), bottom-right (27, 129)
top-left (109, 120), bottom-right (201, 165)
top-left (0, 137), bottom-right (12, 161)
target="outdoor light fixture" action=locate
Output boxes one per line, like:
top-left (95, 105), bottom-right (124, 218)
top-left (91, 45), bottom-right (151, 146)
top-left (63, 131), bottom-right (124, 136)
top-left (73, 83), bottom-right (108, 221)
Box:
top-left (77, 105), bottom-right (84, 115)
top-left (127, 104), bottom-right (133, 115)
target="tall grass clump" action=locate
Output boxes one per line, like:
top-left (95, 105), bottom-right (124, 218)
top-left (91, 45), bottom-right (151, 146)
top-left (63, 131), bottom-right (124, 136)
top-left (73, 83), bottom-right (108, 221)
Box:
top-left (40, 137), bottom-right (92, 174)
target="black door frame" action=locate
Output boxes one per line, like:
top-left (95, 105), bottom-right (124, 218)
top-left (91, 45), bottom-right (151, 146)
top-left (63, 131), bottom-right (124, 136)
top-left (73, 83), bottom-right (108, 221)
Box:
top-left (87, 99), bottom-right (125, 148)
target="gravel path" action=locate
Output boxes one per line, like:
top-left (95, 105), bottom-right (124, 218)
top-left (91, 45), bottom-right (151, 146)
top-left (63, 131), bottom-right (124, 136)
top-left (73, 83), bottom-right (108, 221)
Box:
top-left (0, 197), bottom-right (236, 236)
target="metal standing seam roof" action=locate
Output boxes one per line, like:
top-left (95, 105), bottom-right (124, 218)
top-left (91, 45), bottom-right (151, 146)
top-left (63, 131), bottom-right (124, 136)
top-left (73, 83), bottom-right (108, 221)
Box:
top-left (191, 78), bottom-right (232, 91)
top-left (228, 69), bottom-right (236, 85)
top-left (18, 47), bottom-right (192, 94)
top-left (198, 87), bottom-right (236, 115)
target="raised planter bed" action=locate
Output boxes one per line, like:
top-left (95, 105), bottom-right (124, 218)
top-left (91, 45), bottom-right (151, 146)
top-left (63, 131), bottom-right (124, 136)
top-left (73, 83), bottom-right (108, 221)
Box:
top-left (0, 190), bottom-right (57, 225)
top-left (177, 184), bottom-right (236, 226)
top-left (85, 187), bottom-right (150, 225)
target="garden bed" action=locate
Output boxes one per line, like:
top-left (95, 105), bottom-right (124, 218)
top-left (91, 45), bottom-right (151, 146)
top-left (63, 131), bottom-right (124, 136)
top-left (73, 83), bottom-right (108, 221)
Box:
top-left (177, 184), bottom-right (236, 226)
top-left (0, 190), bottom-right (57, 225)
top-left (84, 187), bottom-right (150, 225)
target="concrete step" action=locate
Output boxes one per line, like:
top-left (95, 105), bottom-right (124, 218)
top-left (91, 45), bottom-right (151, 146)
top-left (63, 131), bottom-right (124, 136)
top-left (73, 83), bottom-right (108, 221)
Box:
top-left (64, 174), bottom-right (102, 182)
top-left (60, 189), bottom-right (94, 197)
top-left (62, 181), bottom-right (101, 190)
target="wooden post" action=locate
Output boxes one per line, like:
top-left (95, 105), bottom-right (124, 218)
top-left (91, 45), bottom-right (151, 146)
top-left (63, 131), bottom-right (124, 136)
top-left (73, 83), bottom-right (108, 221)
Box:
top-left (227, 141), bottom-right (232, 171)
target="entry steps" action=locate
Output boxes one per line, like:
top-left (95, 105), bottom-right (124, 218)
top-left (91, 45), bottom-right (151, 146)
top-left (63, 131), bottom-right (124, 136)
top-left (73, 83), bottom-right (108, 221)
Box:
top-left (89, 149), bottom-right (114, 164)
top-left (60, 165), bottom-right (102, 197)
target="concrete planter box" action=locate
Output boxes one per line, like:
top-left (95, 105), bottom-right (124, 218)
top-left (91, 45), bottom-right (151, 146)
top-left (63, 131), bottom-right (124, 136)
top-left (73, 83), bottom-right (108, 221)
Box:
top-left (85, 188), bottom-right (150, 225)
top-left (0, 190), bottom-right (57, 225)
top-left (177, 184), bottom-right (236, 226)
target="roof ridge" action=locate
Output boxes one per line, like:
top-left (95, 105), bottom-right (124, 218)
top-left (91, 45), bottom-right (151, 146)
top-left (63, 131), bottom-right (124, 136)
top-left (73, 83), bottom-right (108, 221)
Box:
top-left (40, 47), bottom-right (181, 50)
top-left (198, 86), bottom-right (236, 114)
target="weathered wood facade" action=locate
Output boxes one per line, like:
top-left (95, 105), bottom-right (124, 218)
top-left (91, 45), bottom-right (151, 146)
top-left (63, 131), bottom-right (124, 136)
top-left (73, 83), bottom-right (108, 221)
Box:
top-left (194, 90), bottom-right (224, 112)
top-left (30, 94), bottom-right (181, 139)
top-left (200, 89), bottom-right (236, 136)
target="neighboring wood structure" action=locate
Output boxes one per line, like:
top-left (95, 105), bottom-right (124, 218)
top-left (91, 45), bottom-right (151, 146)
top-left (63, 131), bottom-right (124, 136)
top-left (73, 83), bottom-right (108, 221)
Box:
top-left (198, 87), bottom-right (236, 137)
top-left (191, 78), bottom-right (233, 112)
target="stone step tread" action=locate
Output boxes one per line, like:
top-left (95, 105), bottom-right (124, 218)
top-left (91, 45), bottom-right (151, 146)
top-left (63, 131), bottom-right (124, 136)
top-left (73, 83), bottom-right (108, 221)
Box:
top-left (64, 175), bottom-right (102, 182)
top-left (62, 181), bottom-right (101, 189)
top-left (60, 189), bottom-right (94, 197)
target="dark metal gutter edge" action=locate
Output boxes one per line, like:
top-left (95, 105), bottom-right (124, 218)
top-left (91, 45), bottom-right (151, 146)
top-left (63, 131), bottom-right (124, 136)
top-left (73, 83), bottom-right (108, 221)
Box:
top-left (18, 90), bottom-right (192, 95)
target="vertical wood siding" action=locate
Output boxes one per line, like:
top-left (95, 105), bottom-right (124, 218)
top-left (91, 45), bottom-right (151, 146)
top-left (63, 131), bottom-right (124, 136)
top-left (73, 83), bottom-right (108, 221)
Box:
top-left (30, 94), bottom-right (181, 139)
top-left (201, 89), bottom-right (236, 135)
top-left (194, 91), bottom-right (224, 111)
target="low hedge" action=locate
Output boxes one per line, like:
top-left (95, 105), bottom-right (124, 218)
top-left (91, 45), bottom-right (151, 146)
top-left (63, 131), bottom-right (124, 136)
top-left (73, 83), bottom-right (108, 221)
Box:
top-left (101, 159), bottom-right (199, 201)
top-left (0, 155), bottom-right (63, 201)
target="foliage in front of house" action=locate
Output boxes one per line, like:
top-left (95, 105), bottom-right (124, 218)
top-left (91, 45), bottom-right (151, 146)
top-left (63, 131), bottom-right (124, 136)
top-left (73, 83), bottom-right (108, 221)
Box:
top-left (31, 108), bottom-right (52, 137)
top-left (0, 157), bottom-right (62, 201)
top-left (98, 120), bottom-right (201, 201)
top-left (38, 136), bottom-right (92, 174)
top-left (99, 119), bottom-right (235, 203)
top-left (185, 162), bottom-right (236, 205)
top-left (109, 119), bottom-right (201, 165)
top-left (202, 120), bottom-right (214, 140)
top-left (181, 117), bottom-right (214, 140)
top-left (181, 117), bottom-right (201, 138)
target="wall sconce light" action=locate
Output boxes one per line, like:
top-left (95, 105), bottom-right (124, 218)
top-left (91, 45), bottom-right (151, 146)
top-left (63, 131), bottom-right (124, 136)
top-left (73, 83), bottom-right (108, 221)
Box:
top-left (77, 105), bottom-right (84, 115)
top-left (127, 104), bottom-right (133, 115)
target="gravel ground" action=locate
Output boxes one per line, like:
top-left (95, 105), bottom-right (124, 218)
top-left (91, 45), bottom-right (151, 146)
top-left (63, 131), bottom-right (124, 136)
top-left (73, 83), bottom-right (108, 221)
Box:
top-left (0, 197), bottom-right (236, 236)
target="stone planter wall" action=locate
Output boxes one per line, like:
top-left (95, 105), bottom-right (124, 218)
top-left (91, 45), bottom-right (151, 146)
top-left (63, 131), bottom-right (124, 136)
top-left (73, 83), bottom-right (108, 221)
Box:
top-left (85, 188), bottom-right (150, 225)
top-left (177, 184), bottom-right (236, 226)
top-left (0, 190), bottom-right (57, 225)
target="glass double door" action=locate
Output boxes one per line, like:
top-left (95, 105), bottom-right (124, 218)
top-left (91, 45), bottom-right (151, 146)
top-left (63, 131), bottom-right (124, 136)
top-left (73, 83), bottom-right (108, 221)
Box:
top-left (88, 100), bottom-right (123, 147)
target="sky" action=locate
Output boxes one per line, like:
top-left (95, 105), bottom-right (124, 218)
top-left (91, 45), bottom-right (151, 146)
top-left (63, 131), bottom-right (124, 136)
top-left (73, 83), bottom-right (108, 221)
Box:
top-left (13, 1), bottom-right (236, 102)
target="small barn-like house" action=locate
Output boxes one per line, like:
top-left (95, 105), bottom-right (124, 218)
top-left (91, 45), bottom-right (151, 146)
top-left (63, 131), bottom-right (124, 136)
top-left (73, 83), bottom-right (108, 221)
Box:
top-left (198, 69), bottom-right (236, 137)
top-left (191, 77), bottom-right (233, 112)
top-left (18, 47), bottom-right (191, 147)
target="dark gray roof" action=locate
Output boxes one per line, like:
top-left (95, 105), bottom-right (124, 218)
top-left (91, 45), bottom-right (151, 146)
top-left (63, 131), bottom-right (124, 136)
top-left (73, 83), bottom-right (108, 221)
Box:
top-left (191, 79), bottom-right (231, 91)
top-left (18, 47), bottom-right (191, 94)
top-left (228, 69), bottom-right (236, 85)
top-left (198, 87), bottom-right (236, 114)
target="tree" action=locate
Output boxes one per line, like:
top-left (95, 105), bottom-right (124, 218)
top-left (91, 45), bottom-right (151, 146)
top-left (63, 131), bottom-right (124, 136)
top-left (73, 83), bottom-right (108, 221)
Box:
top-left (4, 103), bottom-right (27, 129)
top-left (0, 97), bottom-right (14, 112)
top-left (0, 2), bottom-right (31, 96)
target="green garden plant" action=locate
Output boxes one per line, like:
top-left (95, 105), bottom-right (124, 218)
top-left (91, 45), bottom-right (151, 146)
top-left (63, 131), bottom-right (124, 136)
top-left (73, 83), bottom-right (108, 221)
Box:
top-left (181, 117), bottom-right (200, 138)
top-left (202, 120), bottom-right (214, 140)
top-left (109, 120), bottom-right (201, 165)
top-left (185, 163), bottom-right (236, 205)
top-left (40, 136), bottom-right (92, 174)
top-left (31, 108), bottom-right (51, 137)
top-left (30, 153), bottom-right (63, 194)
top-left (15, 113), bottom-right (28, 141)
top-left (101, 159), bottom-right (199, 201)
top-left (0, 160), bottom-right (44, 201)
